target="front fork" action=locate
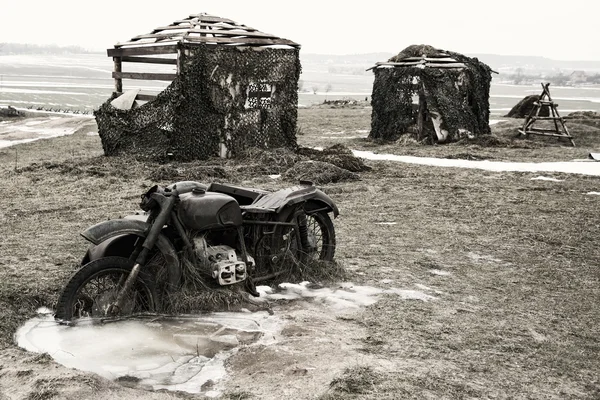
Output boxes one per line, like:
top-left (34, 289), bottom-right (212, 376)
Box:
top-left (108, 191), bottom-right (178, 315)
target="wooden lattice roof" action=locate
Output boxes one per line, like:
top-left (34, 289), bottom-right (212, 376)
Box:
top-left (370, 45), bottom-right (467, 71)
top-left (114, 13), bottom-right (300, 49)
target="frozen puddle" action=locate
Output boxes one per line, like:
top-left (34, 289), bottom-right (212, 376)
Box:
top-left (17, 310), bottom-right (279, 396)
top-left (16, 282), bottom-right (435, 395)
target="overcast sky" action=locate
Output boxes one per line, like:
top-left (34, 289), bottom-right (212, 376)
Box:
top-left (1, 0), bottom-right (598, 60)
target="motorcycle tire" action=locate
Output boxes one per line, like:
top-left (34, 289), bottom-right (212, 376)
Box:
top-left (55, 256), bottom-right (159, 322)
top-left (272, 207), bottom-right (336, 264)
top-left (305, 210), bottom-right (336, 261)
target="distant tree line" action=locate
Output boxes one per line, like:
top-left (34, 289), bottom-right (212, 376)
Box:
top-left (505, 68), bottom-right (600, 86)
top-left (0, 43), bottom-right (98, 55)
top-left (327, 66), bottom-right (370, 76)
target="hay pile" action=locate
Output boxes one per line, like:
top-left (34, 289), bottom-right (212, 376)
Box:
top-left (567, 111), bottom-right (600, 119)
top-left (148, 164), bottom-right (231, 182)
top-left (505, 95), bottom-right (549, 118)
top-left (298, 144), bottom-right (371, 173)
top-left (18, 144), bottom-right (367, 187)
top-left (283, 160), bottom-right (359, 185)
top-left (239, 144), bottom-right (368, 184)
top-left (389, 44), bottom-right (440, 61)
top-left (565, 111), bottom-right (600, 130)
top-left (238, 147), bottom-right (303, 175)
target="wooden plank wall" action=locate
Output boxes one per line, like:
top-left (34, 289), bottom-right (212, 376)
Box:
top-left (109, 45), bottom-right (179, 102)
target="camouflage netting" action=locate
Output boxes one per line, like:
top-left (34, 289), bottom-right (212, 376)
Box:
top-left (95, 44), bottom-right (301, 161)
top-left (369, 44), bottom-right (493, 143)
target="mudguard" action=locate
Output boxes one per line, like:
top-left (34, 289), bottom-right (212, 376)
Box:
top-left (81, 219), bottom-right (181, 288)
top-left (242, 184), bottom-right (339, 217)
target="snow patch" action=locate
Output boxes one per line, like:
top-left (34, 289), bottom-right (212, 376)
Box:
top-left (429, 269), bottom-right (452, 277)
top-left (531, 176), bottom-right (563, 182)
top-left (257, 281), bottom-right (437, 309)
top-left (468, 252), bottom-right (503, 264)
top-left (353, 150), bottom-right (600, 177)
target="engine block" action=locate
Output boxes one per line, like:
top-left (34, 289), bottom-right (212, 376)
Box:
top-left (207, 245), bottom-right (248, 285)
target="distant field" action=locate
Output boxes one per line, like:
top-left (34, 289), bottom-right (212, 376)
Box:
top-left (1, 53), bottom-right (600, 116)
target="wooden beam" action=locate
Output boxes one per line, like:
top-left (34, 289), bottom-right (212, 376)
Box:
top-left (116, 92), bottom-right (157, 102)
top-left (121, 56), bottom-right (177, 65)
top-left (376, 61), bottom-right (424, 67)
top-left (394, 57), bottom-right (457, 62)
top-left (521, 131), bottom-right (573, 138)
top-left (183, 36), bottom-right (299, 46)
top-left (112, 72), bottom-right (177, 81)
top-left (425, 62), bottom-right (466, 68)
top-left (531, 116), bottom-right (565, 121)
top-left (132, 29), bottom-right (279, 41)
top-left (190, 15), bottom-right (236, 23)
top-left (526, 128), bottom-right (570, 134)
top-left (108, 45), bottom-right (178, 56)
top-left (151, 22), bottom-right (258, 34)
top-left (113, 57), bottom-right (123, 93)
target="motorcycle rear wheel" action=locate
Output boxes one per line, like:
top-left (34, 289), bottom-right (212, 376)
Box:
top-left (55, 256), bottom-right (158, 322)
top-left (305, 211), bottom-right (336, 261)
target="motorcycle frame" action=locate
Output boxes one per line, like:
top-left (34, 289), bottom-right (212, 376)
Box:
top-left (80, 181), bottom-right (337, 300)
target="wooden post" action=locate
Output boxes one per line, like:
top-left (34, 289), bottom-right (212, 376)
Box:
top-left (417, 82), bottom-right (427, 141)
top-left (176, 44), bottom-right (185, 75)
top-left (417, 94), bottom-right (425, 140)
top-left (113, 56), bottom-right (123, 93)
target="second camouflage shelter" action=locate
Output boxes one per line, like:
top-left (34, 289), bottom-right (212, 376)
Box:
top-left (95, 13), bottom-right (301, 160)
top-left (369, 45), bottom-right (493, 143)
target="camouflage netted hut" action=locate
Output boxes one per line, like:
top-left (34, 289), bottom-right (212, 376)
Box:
top-left (369, 45), bottom-right (493, 143)
top-left (95, 13), bottom-right (301, 160)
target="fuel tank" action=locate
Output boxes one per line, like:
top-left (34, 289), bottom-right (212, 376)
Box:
top-left (177, 189), bottom-right (242, 231)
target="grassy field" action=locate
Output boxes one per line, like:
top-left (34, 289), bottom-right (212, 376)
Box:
top-left (1, 108), bottom-right (599, 399)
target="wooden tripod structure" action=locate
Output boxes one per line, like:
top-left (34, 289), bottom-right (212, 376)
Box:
top-left (518, 83), bottom-right (575, 146)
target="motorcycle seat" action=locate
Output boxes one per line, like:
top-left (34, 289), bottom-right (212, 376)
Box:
top-left (208, 182), bottom-right (269, 206)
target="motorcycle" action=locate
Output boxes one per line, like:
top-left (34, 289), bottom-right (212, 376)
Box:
top-left (54, 180), bottom-right (338, 321)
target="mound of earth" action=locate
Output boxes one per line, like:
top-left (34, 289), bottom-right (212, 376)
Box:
top-left (567, 111), bottom-right (600, 119)
top-left (0, 105), bottom-right (20, 118)
top-left (505, 95), bottom-right (550, 118)
top-left (148, 164), bottom-right (231, 183)
top-left (298, 144), bottom-right (371, 172)
top-left (283, 160), bottom-right (359, 185)
top-left (316, 99), bottom-right (370, 109)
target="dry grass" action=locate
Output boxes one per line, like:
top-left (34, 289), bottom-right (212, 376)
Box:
top-left (297, 109), bottom-right (600, 162)
top-left (1, 108), bottom-right (600, 398)
top-left (283, 160), bottom-right (359, 185)
top-left (320, 366), bottom-right (381, 399)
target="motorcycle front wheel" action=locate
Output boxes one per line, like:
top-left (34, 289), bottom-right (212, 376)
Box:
top-left (54, 256), bottom-right (158, 322)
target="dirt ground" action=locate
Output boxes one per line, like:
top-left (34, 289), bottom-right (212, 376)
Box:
top-left (1, 108), bottom-right (599, 399)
